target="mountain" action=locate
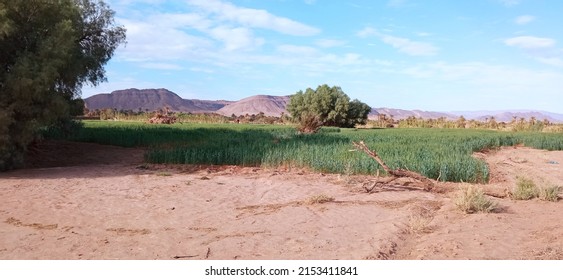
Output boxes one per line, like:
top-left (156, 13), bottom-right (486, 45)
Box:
top-left (84, 88), bottom-right (233, 113)
top-left (216, 95), bottom-right (290, 117)
top-left (84, 88), bottom-right (563, 122)
top-left (451, 110), bottom-right (563, 123)
top-left (369, 108), bottom-right (457, 120)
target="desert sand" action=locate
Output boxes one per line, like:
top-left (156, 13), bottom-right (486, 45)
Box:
top-left (0, 141), bottom-right (562, 260)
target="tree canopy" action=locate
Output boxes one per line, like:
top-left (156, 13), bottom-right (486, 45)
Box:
top-left (286, 84), bottom-right (371, 129)
top-left (0, 0), bottom-right (126, 170)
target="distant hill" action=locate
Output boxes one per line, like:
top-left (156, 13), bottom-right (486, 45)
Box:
top-left (84, 88), bottom-right (563, 123)
top-left (216, 95), bottom-right (290, 117)
top-left (451, 110), bottom-right (563, 123)
top-left (370, 108), bottom-right (457, 120)
top-left (84, 88), bottom-right (233, 113)
top-left (369, 108), bottom-right (563, 123)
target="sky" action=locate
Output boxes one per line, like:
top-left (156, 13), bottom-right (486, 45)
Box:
top-left (82, 0), bottom-right (563, 113)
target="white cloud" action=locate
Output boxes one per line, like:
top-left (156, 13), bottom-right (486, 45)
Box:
top-left (210, 26), bottom-right (264, 51)
top-left (118, 19), bottom-right (214, 62)
top-left (403, 62), bottom-right (563, 95)
top-left (380, 34), bottom-right (438, 56)
top-left (153, 13), bottom-right (213, 30)
top-left (189, 67), bottom-right (215, 73)
top-left (504, 36), bottom-right (563, 67)
top-left (515, 15), bottom-right (535, 25)
top-left (113, 0), bottom-right (322, 64)
top-left (357, 27), bottom-right (378, 38)
top-left (186, 0), bottom-right (320, 36)
top-left (357, 27), bottom-right (438, 56)
top-left (536, 57), bottom-right (563, 67)
top-left (504, 36), bottom-right (555, 49)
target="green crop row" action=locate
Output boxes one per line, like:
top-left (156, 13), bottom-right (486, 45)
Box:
top-left (47, 120), bottom-right (563, 183)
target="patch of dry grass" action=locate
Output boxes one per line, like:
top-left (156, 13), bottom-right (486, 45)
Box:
top-left (454, 184), bottom-right (497, 214)
top-left (538, 186), bottom-right (561, 202)
top-left (403, 213), bottom-right (434, 234)
top-left (511, 177), bottom-right (539, 200)
top-left (529, 247), bottom-right (563, 260)
top-left (307, 194), bottom-right (335, 204)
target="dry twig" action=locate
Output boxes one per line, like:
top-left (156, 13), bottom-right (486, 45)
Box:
top-left (352, 141), bottom-right (434, 191)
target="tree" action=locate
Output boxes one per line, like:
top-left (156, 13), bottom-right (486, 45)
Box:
top-left (456, 116), bottom-right (467, 128)
top-left (0, 0), bottom-right (126, 170)
top-left (286, 84), bottom-right (371, 130)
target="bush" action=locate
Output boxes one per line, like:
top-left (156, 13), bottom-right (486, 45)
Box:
top-left (297, 113), bottom-right (323, 134)
top-left (538, 186), bottom-right (561, 202)
top-left (403, 212), bottom-right (434, 234)
top-left (307, 194), bottom-right (335, 204)
top-left (512, 177), bottom-right (539, 200)
top-left (454, 185), bottom-right (497, 213)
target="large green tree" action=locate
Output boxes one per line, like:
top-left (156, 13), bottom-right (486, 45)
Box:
top-left (287, 84), bottom-right (371, 129)
top-left (0, 0), bottom-right (126, 170)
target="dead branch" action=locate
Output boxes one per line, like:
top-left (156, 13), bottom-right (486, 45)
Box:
top-left (484, 192), bottom-right (509, 199)
top-left (352, 141), bottom-right (435, 191)
top-left (172, 255), bottom-right (198, 259)
top-left (362, 176), bottom-right (403, 193)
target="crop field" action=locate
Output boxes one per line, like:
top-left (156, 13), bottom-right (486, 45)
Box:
top-left (48, 120), bottom-right (563, 183)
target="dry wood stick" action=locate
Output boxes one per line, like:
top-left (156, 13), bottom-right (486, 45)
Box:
top-left (352, 141), bottom-right (434, 191)
top-left (205, 247), bottom-right (211, 259)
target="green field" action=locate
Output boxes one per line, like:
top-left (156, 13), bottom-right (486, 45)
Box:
top-left (47, 120), bottom-right (563, 183)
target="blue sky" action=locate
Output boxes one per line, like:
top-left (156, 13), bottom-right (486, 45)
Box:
top-left (82, 0), bottom-right (563, 113)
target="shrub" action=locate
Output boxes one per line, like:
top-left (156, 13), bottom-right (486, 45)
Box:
top-left (307, 194), bottom-right (335, 204)
top-left (454, 185), bottom-right (497, 213)
top-left (538, 186), bottom-right (561, 202)
top-left (297, 113), bottom-right (323, 134)
top-left (403, 212), bottom-right (434, 234)
top-left (512, 177), bottom-right (539, 200)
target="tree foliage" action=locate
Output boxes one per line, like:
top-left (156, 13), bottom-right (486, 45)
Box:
top-left (286, 84), bottom-right (371, 130)
top-left (0, 0), bottom-right (126, 170)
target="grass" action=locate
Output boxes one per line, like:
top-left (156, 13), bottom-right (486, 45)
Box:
top-left (454, 185), bottom-right (498, 214)
top-left (512, 177), bottom-right (539, 200)
top-left (44, 120), bottom-right (563, 184)
top-left (306, 194), bottom-right (335, 204)
top-left (403, 212), bottom-right (434, 234)
top-left (538, 186), bottom-right (561, 202)
top-left (511, 178), bottom-right (560, 201)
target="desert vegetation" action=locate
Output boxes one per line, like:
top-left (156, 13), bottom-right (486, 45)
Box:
top-left (511, 177), bottom-right (561, 201)
top-left (0, 0), bottom-right (126, 171)
top-left (85, 108), bottom-right (290, 125)
top-left (44, 120), bottom-right (563, 184)
top-left (286, 84), bottom-right (371, 132)
top-left (454, 185), bottom-right (498, 213)
top-left (306, 194), bottom-right (335, 204)
top-left (366, 114), bottom-right (563, 133)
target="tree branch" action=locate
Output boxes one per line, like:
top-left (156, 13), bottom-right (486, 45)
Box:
top-left (352, 141), bottom-right (435, 191)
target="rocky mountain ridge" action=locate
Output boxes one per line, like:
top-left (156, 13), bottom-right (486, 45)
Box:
top-left (84, 88), bottom-right (563, 122)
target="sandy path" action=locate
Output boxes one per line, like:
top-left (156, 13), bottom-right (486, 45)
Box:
top-left (0, 142), bottom-right (562, 259)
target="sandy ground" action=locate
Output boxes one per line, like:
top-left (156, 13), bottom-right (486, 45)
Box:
top-left (0, 141), bottom-right (562, 260)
